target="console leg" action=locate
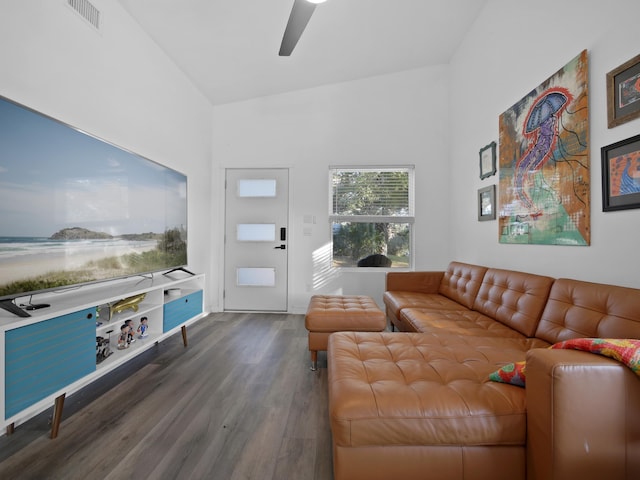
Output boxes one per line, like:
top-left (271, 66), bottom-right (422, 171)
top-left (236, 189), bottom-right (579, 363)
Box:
top-left (6, 423), bottom-right (14, 435)
top-left (50, 393), bottom-right (65, 439)
top-left (181, 325), bottom-right (188, 347)
top-left (310, 351), bottom-right (318, 371)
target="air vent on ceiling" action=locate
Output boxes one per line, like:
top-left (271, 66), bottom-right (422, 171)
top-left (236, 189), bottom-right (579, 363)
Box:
top-left (67, 0), bottom-right (101, 30)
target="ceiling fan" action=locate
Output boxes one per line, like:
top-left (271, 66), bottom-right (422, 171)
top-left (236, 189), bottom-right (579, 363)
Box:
top-left (279, 0), bottom-right (327, 56)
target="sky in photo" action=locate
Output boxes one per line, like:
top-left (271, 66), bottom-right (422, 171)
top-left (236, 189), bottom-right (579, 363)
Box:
top-left (0, 98), bottom-right (187, 237)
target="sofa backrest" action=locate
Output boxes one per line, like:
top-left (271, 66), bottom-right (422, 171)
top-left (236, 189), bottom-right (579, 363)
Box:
top-left (535, 278), bottom-right (640, 344)
top-left (437, 262), bottom-right (488, 309)
top-left (473, 268), bottom-right (555, 337)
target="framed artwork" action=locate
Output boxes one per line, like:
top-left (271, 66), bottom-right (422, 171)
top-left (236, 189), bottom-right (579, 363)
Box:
top-left (478, 185), bottom-right (496, 221)
top-left (479, 141), bottom-right (497, 179)
top-left (606, 54), bottom-right (640, 128)
top-left (498, 50), bottom-right (590, 245)
top-left (601, 133), bottom-right (640, 211)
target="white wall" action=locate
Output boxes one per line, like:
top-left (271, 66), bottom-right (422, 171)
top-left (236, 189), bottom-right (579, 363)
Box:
top-left (449, 0), bottom-right (640, 288)
top-left (212, 67), bottom-right (451, 311)
top-left (0, 1), bottom-right (214, 308)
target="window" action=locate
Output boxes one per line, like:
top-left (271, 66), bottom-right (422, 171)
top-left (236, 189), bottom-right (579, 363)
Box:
top-left (329, 166), bottom-right (414, 268)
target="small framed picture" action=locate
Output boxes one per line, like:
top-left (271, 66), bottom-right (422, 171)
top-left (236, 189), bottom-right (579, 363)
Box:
top-left (478, 185), bottom-right (496, 221)
top-left (601, 133), bottom-right (640, 211)
top-left (479, 141), bottom-right (497, 179)
top-left (606, 54), bottom-right (640, 128)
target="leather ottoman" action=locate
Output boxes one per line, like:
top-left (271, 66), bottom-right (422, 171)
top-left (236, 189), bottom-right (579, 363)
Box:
top-left (304, 294), bottom-right (386, 370)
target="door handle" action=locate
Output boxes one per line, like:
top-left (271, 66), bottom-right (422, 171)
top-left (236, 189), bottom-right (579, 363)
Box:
top-left (274, 245), bottom-right (286, 250)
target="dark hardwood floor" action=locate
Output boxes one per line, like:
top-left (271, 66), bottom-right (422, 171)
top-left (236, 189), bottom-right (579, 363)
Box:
top-left (0, 312), bottom-right (333, 479)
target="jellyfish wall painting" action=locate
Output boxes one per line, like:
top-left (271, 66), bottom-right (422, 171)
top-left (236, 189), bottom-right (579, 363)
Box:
top-left (498, 50), bottom-right (590, 245)
top-left (515, 88), bottom-right (571, 215)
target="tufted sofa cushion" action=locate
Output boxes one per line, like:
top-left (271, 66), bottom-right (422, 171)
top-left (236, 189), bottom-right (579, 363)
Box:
top-left (383, 290), bottom-right (466, 318)
top-left (391, 267), bottom-right (554, 337)
top-left (437, 262), bottom-right (489, 308)
top-left (535, 278), bottom-right (640, 344)
top-left (383, 262), bottom-right (488, 331)
top-left (328, 331), bottom-right (548, 450)
top-left (304, 295), bottom-right (386, 332)
top-left (472, 268), bottom-right (554, 337)
top-left (400, 308), bottom-right (528, 339)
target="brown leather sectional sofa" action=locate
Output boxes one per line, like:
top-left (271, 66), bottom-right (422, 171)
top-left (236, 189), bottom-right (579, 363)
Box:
top-left (327, 261), bottom-right (640, 480)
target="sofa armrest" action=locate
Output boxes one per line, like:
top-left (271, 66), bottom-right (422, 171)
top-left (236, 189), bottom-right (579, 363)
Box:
top-left (526, 348), bottom-right (640, 480)
top-left (385, 271), bottom-right (444, 293)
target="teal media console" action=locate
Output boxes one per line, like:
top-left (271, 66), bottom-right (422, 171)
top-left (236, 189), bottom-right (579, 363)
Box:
top-left (0, 273), bottom-right (205, 438)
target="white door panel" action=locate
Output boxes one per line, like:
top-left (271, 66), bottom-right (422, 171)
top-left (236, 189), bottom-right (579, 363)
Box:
top-left (224, 168), bottom-right (288, 311)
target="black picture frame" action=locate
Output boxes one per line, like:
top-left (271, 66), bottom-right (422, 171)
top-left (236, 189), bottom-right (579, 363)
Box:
top-left (479, 141), bottom-right (497, 179)
top-left (478, 185), bottom-right (496, 221)
top-left (601, 133), bottom-right (640, 211)
top-left (606, 54), bottom-right (640, 128)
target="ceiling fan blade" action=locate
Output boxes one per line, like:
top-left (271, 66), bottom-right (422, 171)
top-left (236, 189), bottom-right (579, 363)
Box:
top-left (279, 0), bottom-right (317, 56)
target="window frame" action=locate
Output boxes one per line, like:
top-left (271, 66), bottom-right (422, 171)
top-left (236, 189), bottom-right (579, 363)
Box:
top-left (328, 165), bottom-right (415, 269)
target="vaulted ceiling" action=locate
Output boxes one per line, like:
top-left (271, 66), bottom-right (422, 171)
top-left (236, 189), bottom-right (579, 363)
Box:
top-left (117, 0), bottom-right (487, 105)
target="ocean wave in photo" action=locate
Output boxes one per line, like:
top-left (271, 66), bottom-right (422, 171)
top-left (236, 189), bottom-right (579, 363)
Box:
top-left (0, 237), bottom-right (157, 259)
top-left (0, 236), bottom-right (162, 288)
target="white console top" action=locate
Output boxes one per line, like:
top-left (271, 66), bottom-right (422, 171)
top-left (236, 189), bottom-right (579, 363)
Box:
top-left (0, 271), bottom-right (204, 330)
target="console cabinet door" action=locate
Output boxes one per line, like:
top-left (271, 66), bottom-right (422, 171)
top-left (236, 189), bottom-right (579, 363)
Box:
top-left (163, 290), bottom-right (203, 332)
top-left (5, 308), bottom-right (96, 419)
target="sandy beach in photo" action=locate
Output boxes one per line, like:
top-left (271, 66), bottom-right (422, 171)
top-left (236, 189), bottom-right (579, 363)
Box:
top-left (0, 242), bottom-right (157, 286)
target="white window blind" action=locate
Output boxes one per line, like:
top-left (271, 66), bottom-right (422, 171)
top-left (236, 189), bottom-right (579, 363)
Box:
top-left (330, 167), bottom-right (414, 221)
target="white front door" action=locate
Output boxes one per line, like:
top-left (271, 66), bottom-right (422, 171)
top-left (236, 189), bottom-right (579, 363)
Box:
top-left (224, 168), bottom-right (289, 311)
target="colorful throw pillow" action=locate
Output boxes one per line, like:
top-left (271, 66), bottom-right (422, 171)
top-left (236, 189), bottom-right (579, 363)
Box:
top-left (488, 361), bottom-right (526, 387)
top-left (551, 338), bottom-right (640, 376)
top-left (488, 338), bottom-right (640, 388)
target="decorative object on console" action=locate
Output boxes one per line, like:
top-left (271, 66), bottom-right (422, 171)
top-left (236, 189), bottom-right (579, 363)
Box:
top-left (498, 50), bottom-right (590, 245)
top-left (601, 133), bottom-right (640, 211)
top-left (479, 141), bottom-right (497, 179)
top-left (137, 316), bottom-right (149, 338)
top-left (165, 288), bottom-right (181, 297)
top-left (110, 293), bottom-right (146, 319)
top-left (118, 324), bottom-right (131, 349)
top-left (95, 336), bottom-right (112, 364)
top-left (96, 303), bottom-right (110, 320)
top-left (606, 53), bottom-right (640, 128)
top-left (477, 185), bottom-right (496, 221)
top-left (124, 319), bottom-right (136, 344)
